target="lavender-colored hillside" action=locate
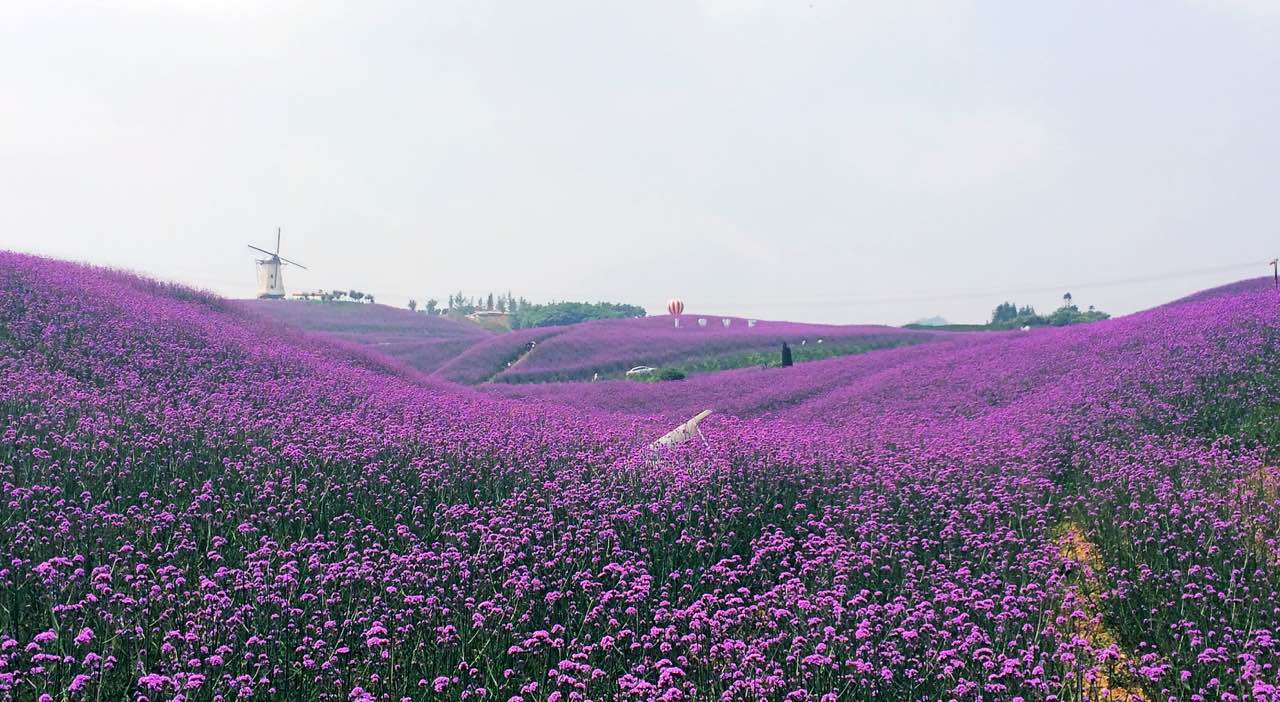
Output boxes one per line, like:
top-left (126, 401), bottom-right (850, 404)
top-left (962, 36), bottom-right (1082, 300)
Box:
top-left (431, 326), bottom-right (568, 384)
top-left (490, 314), bottom-right (934, 383)
top-left (3, 252), bottom-right (1280, 701)
top-left (485, 334), bottom-right (999, 420)
top-left (237, 299), bottom-right (490, 373)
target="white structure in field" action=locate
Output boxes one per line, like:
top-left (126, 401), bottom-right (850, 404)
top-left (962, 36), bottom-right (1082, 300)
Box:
top-left (697, 318), bottom-right (707, 327)
top-left (248, 228), bottom-right (307, 299)
top-left (651, 410), bottom-right (713, 449)
top-left (722, 318), bottom-right (731, 327)
top-left (256, 261), bottom-right (284, 299)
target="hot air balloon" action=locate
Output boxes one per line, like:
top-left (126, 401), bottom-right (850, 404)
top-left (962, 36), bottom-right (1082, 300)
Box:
top-left (667, 298), bottom-right (684, 327)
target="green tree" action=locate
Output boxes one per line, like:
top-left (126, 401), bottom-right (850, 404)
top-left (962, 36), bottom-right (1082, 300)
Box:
top-left (510, 301), bottom-right (646, 329)
top-left (991, 302), bottom-right (1019, 325)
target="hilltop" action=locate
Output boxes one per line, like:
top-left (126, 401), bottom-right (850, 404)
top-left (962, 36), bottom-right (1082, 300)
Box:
top-left (236, 298), bottom-right (491, 373)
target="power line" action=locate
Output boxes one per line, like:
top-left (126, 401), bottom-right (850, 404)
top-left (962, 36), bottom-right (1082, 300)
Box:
top-left (695, 261), bottom-right (1267, 309)
top-left (343, 260), bottom-right (1267, 310)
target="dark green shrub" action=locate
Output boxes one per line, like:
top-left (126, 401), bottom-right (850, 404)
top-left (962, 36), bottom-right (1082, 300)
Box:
top-left (657, 368), bottom-right (686, 381)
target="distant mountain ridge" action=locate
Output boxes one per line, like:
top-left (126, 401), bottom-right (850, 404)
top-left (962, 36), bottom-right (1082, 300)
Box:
top-left (909, 315), bottom-right (949, 327)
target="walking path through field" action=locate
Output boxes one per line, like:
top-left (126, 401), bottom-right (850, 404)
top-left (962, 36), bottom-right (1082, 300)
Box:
top-left (1055, 522), bottom-right (1147, 701)
top-left (478, 330), bottom-right (562, 384)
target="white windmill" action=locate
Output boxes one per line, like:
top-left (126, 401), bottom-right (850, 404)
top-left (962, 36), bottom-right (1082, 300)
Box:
top-left (247, 228), bottom-right (307, 299)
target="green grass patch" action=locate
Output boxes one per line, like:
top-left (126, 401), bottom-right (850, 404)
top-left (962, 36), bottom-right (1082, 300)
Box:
top-left (627, 339), bottom-right (921, 381)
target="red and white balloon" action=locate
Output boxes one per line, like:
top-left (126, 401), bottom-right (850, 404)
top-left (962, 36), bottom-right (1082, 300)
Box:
top-left (667, 298), bottom-right (685, 317)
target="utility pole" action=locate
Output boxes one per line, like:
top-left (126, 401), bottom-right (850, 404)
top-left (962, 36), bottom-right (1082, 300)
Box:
top-left (1272, 259), bottom-right (1278, 289)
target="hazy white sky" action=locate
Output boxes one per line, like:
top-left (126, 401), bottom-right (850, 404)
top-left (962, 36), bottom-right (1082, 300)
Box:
top-left (2, 1), bottom-right (1277, 324)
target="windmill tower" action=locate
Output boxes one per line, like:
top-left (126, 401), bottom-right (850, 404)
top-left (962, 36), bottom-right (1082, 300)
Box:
top-left (248, 228), bottom-right (307, 299)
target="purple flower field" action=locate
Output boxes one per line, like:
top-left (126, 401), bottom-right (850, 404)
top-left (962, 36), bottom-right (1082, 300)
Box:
top-left (3, 253), bottom-right (1280, 701)
top-left (432, 327), bottom-right (569, 385)
top-left (485, 316), bottom-right (932, 384)
top-left (237, 300), bottom-right (491, 374)
top-left (483, 336), bottom-right (999, 421)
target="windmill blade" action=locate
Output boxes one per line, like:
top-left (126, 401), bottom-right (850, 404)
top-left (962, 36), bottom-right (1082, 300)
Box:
top-left (277, 255), bottom-right (308, 270)
top-left (247, 244), bottom-right (277, 257)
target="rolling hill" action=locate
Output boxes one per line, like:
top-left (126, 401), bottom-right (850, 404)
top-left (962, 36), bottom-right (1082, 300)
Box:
top-left (2, 253), bottom-right (1278, 701)
top-left (446, 315), bottom-right (937, 385)
top-left (236, 298), bottom-right (492, 373)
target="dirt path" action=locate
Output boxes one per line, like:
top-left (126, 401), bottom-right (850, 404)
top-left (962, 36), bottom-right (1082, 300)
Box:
top-left (478, 332), bottom-right (561, 385)
top-left (1055, 522), bottom-right (1147, 701)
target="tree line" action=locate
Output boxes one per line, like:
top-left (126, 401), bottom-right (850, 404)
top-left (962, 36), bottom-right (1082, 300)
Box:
top-left (407, 292), bottom-right (529, 316)
top-left (406, 292), bottom-right (646, 329)
top-left (990, 292), bottom-right (1109, 328)
top-left (509, 301), bottom-right (645, 329)
top-left (295, 289), bottom-right (376, 303)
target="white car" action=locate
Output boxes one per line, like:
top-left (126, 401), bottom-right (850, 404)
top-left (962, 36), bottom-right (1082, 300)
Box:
top-left (625, 366), bottom-right (657, 377)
